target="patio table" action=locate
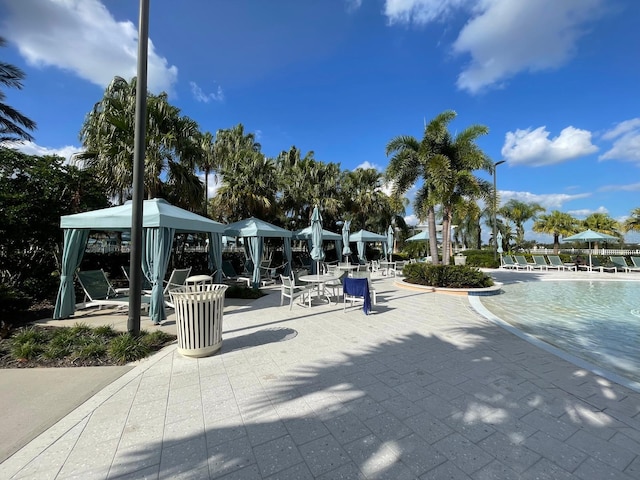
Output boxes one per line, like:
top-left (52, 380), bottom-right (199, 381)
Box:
top-left (298, 274), bottom-right (341, 305)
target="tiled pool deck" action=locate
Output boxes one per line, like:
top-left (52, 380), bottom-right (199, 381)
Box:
top-left (2, 270), bottom-right (640, 479)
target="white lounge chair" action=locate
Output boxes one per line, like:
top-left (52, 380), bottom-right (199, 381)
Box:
top-left (280, 274), bottom-right (312, 309)
top-left (76, 269), bottom-right (150, 313)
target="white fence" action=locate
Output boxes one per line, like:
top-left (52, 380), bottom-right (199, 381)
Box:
top-left (530, 248), bottom-right (640, 256)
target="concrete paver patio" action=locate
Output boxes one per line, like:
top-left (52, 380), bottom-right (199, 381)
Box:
top-left (1, 270), bottom-right (640, 479)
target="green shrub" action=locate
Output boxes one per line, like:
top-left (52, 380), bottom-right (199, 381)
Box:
top-left (11, 340), bottom-right (43, 360)
top-left (12, 326), bottom-right (47, 345)
top-left (403, 263), bottom-right (493, 288)
top-left (93, 325), bottom-right (118, 337)
top-left (139, 330), bottom-right (174, 349)
top-left (459, 249), bottom-right (500, 268)
top-left (108, 333), bottom-right (151, 364)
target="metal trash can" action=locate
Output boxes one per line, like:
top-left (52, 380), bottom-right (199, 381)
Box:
top-left (169, 284), bottom-right (228, 358)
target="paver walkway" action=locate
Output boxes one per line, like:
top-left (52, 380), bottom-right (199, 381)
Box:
top-left (2, 273), bottom-right (640, 479)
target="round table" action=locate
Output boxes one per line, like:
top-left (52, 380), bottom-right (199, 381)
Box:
top-left (298, 274), bottom-right (341, 305)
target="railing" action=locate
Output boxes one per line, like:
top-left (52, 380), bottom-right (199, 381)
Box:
top-left (531, 248), bottom-right (640, 256)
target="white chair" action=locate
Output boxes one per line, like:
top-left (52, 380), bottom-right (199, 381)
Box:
top-left (163, 267), bottom-right (192, 308)
top-left (351, 271), bottom-right (377, 305)
top-left (343, 277), bottom-right (372, 314)
top-left (280, 274), bottom-right (313, 310)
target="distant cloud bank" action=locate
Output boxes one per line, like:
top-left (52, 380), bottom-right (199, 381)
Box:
top-left (2, 0), bottom-right (178, 94)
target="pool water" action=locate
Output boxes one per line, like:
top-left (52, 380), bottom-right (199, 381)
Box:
top-left (478, 280), bottom-right (640, 385)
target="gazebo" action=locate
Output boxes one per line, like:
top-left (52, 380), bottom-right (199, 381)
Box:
top-left (349, 229), bottom-right (388, 262)
top-left (224, 217), bottom-right (293, 288)
top-left (53, 199), bottom-right (225, 324)
top-left (293, 227), bottom-right (343, 268)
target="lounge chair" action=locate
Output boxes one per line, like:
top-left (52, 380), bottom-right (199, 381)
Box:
top-left (499, 255), bottom-right (519, 269)
top-left (76, 269), bottom-right (150, 313)
top-left (530, 255), bottom-right (548, 271)
top-left (121, 265), bottom-right (153, 293)
top-left (578, 257), bottom-right (616, 273)
top-left (610, 256), bottom-right (639, 273)
top-left (628, 256), bottom-right (640, 273)
top-left (547, 255), bottom-right (576, 271)
top-left (513, 255), bottom-right (534, 271)
top-left (280, 274), bottom-right (313, 309)
top-left (163, 268), bottom-right (192, 307)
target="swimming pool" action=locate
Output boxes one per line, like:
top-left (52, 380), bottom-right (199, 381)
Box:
top-left (475, 280), bottom-right (640, 387)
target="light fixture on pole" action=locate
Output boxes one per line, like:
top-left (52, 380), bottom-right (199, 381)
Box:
top-left (493, 160), bottom-right (506, 261)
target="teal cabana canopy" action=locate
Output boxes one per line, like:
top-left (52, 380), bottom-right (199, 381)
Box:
top-left (224, 217), bottom-right (293, 287)
top-left (53, 198), bottom-right (225, 324)
top-left (349, 229), bottom-right (387, 262)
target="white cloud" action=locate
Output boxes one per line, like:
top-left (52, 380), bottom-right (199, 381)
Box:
top-left (453, 0), bottom-right (603, 93)
top-left (599, 182), bottom-right (640, 192)
top-left (599, 118), bottom-right (640, 164)
top-left (381, 0), bottom-right (604, 94)
top-left (384, 0), bottom-right (470, 25)
top-left (355, 161), bottom-right (382, 171)
top-left (2, 0), bottom-right (178, 94)
top-left (345, 0), bottom-right (363, 13)
top-left (566, 206), bottom-right (608, 218)
top-left (5, 141), bottom-right (82, 164)
top-left (501, 126), bottom-right (598, 166)
top-left (199, 172), bottom-right (222, 199)
top-left (499, 190), bottom-right (590, 210)
top-left (189, 82), bottom-right (224, 103)
top-left (404, 214), bottom-right (419, 226)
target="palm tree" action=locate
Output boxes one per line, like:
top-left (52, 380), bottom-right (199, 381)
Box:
top-left (79, 76), bottom-right (203, 208)
top-left (0, 37), bottom-right (36, 143)
top-left (532, 210), bottom-right (577, 253)
top-left (424, 113), bottom-right (492, 265)
top-left (385, 114), bottom-right (449, 264)
top-left (341, 168), bottom-right (390, 232)
top-left (582, 212), bottom-right (622, 248)
top-left (209, 151), bottom-right (277, 223)
top-left (622, 207), bottom-right (640, 233)
top-left (499, 200), bottom-right (545, 248)
top-left (197, 131), bottom-right (218, 213)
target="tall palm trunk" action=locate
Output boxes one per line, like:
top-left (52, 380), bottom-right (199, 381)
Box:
top-left (427, 208), bottom-right (439, 264)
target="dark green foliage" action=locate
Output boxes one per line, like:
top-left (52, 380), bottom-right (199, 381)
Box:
top-left (108, 333), bottom-right (150, 364)
top-left (403, 263), bottom-right (493, 288)
top-left (0, 148), bottom-right (109, 301)
top-left (2, 324), bottom-right (175, 367)
top-left (0, 283), bottom-right (33, 321)
top-left (460, 249), bottom-right (500, 268)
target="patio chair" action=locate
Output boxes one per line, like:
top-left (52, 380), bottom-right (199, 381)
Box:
top-left (610, 256), bottom-right (635, 272)
top-left (514, 255), bottom-right (534, 271)
top-left (530, 255), bottom-right (549, 271)
top-left (121, 265), bottom-right (153, 293)
top-left (578, 257), bottom-right (616, 273)
top-left (547, 255), bottom-right (576, 271)
top-left (324, 270), bottom-right (346, 302)
top-left (163, 267), bottom-right (192, 307)
top-left (280, 274), bottom-right (313, 309)
top-left (499, 255), bottom-right (518, 269)
top-left (351, 271), bottom-right (377, 305)
top-left (76, 269), bottom-right (150, 313)
top-left (343, 277), bottom-right (372, 314)
top-left (628, 256), bottom-right (640, 272)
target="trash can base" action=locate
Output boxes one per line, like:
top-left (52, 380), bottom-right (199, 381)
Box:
top-left (178, 342), bottom-right (221, 358)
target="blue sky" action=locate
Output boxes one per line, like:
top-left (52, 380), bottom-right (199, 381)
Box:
top-left (2, 0), bottom-right (639, 242)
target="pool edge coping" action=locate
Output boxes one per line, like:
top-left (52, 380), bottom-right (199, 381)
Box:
top-left (468, 294), bottom-right (640, 394)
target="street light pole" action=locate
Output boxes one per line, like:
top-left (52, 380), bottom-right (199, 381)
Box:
top-left (493, 160), bottom-right (506, 261)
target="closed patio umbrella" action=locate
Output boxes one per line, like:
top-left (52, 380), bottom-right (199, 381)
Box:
top-left (310, 206), bottom-right (325, 275)
top-left (341, 220), bottom-right (351, 262)
top-left (387, 226), bottom-right (394, 261)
